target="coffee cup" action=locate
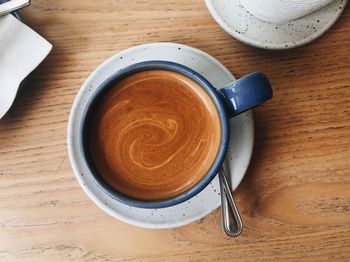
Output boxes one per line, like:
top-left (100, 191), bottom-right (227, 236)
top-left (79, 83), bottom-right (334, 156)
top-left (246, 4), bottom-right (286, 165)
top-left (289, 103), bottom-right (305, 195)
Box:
top-left (239, 0), bottom-right (332, 23)
top-left (79, 60), bottom-right (272, 209)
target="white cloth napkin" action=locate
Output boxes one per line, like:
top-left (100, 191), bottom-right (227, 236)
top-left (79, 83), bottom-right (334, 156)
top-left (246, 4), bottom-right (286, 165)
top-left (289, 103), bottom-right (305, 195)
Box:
top-left (240, 0), bottom-right (334, 23)
top-left (0, 14), bottom-right (52, 119)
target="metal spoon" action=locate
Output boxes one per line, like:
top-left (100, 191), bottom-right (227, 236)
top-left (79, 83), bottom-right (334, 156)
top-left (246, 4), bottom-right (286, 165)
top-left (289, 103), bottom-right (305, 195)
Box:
top-left (0, 0), bottom-right (30, 17)
top-left (218, 166), bottom-right (243, 237)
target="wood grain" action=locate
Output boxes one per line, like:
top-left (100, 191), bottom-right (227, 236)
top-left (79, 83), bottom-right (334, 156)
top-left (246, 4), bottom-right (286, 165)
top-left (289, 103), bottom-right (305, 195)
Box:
top-left (0, 0), bottom-right (350, 261)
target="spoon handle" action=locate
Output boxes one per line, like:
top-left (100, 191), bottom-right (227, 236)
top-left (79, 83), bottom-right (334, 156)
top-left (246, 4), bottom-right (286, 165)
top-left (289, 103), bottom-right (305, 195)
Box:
top-left (218, 166), bottom-right (243, 237)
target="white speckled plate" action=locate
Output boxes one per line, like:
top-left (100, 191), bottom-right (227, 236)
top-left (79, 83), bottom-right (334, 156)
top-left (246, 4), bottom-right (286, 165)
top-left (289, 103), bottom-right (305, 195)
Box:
top-left (67, 43), bottom-right (254, 229)
top-left (205, 0), bottom-right (348, 49)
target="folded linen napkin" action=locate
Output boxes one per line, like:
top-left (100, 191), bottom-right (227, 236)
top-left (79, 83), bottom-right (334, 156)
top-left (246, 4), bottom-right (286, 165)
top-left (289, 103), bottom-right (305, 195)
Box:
top-left (240, 0), bottom-right (334, 23)
top-left (0, 14), bottom-right (52, 119)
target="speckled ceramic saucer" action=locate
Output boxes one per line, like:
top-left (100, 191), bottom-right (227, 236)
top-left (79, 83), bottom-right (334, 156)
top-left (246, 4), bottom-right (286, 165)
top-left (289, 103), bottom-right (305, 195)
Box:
top-left (205, 0), bottom-right (348, 49)
top-left (67, 43), bottom-right (254, 229)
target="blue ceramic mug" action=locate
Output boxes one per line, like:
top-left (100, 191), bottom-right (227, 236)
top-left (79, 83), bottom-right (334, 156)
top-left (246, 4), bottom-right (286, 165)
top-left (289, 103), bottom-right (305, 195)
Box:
top-left (80, 61), bottom-right (272, 208)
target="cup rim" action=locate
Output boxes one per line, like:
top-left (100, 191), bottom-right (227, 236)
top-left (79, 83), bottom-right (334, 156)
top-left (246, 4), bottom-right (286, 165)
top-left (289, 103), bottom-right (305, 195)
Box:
top-left (79, 60), bottom-right (230, 209)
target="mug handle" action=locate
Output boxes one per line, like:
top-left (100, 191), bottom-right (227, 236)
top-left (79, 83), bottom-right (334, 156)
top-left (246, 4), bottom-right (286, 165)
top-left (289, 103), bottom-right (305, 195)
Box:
top-left (219, 72), bottom-right (273, 118)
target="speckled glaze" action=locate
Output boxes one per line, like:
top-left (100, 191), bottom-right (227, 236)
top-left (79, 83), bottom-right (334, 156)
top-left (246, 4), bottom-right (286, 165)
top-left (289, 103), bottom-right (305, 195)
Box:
top-left (67, 43), bottom-right (254, 228)
top-left (205, 0), bottom-right (348, 49)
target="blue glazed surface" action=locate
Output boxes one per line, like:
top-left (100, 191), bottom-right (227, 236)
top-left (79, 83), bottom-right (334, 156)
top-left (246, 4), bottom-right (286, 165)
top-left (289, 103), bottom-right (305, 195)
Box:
top-left (219, 72), bottom-right (273, 117)
top-left (80, 61), bottom-right (272, 209)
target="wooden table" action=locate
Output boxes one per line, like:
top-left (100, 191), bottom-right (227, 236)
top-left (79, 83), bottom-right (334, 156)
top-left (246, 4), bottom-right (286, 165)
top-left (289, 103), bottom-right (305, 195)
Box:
top-left (1, 1), bottom-right (349, 261)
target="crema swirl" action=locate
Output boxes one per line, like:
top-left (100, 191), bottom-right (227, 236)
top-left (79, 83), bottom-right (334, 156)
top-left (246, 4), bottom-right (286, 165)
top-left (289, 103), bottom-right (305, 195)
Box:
top-left (89, 70), bottom-right (221, 200)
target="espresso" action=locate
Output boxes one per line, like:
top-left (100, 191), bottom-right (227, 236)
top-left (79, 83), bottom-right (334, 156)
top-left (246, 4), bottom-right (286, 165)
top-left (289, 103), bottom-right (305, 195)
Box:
top-left (88, 70), bottom-right (221, 200)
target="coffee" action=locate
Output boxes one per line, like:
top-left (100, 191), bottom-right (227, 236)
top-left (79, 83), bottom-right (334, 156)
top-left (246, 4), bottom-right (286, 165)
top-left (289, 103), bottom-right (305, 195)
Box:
top-left (88, 70), bottom-right (221, 201)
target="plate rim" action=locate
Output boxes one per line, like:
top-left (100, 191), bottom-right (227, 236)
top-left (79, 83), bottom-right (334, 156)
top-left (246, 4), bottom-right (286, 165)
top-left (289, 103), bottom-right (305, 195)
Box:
top-left (204, 0), bottom-right (348, 50)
